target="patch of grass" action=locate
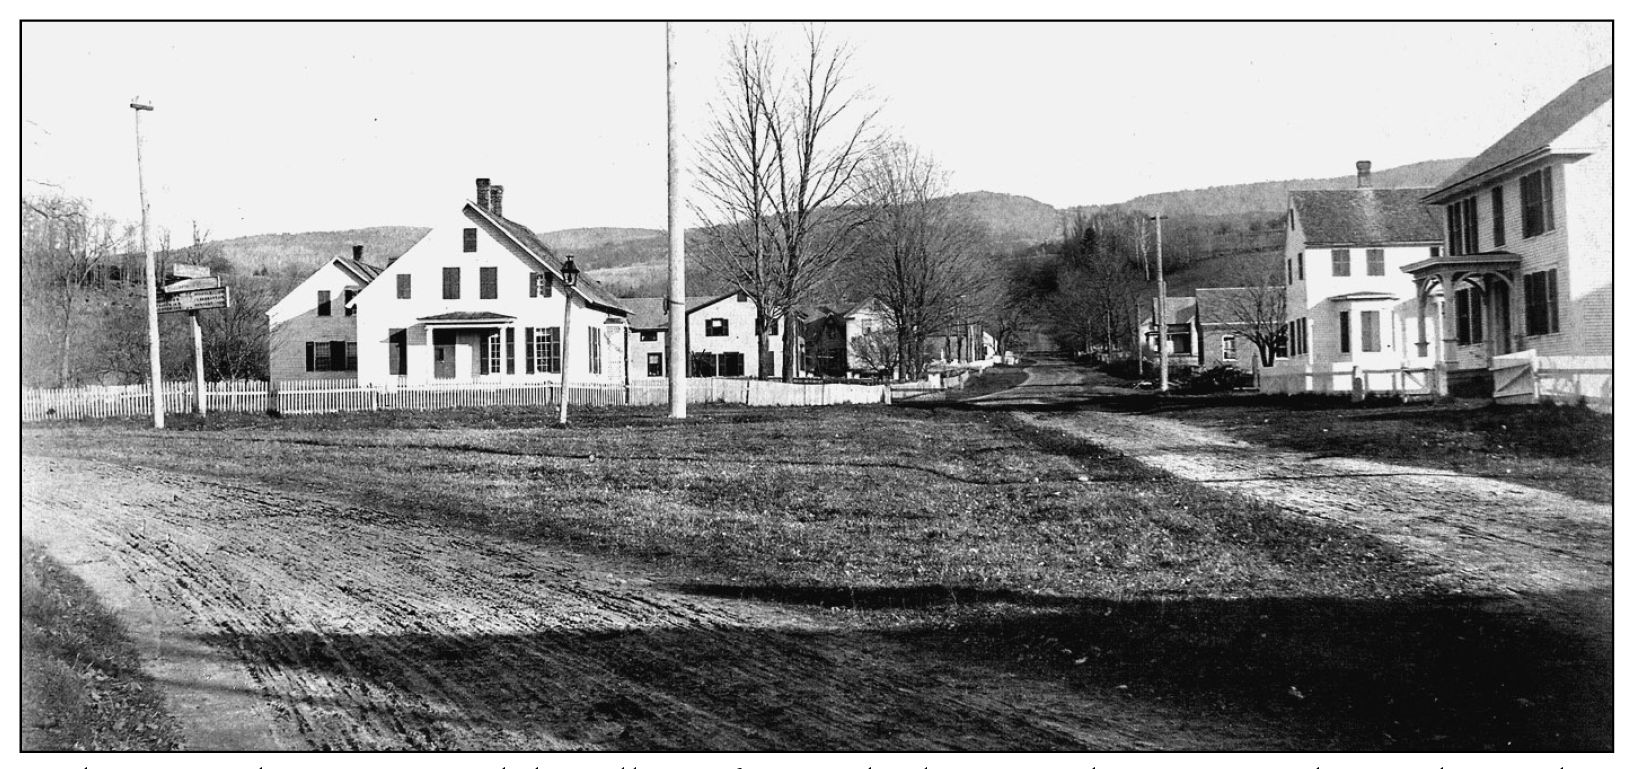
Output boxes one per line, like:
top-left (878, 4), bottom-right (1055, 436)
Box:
top-left (21, 539), bottom-right (184, 751)
top-left (1098, 393), bottom-right (1614, 503)
top-left (25, 404), bottom-right (1430, 605)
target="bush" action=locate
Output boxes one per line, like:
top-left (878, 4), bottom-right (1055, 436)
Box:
top-left (1184, 364), bottom-right (1254, 393)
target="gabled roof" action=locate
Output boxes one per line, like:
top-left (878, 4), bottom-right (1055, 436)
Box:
top-left (621, 294), bottom-right (727, 330)
top-left (1290, 188), bottom-right (1442, 246)
top-left (465, 202), bottom-right (629, 316)
top-left (1193, 286), bottom-right (1280, 327)
top-left (1428, 64), bottom-right (1613, 201)
top-left (1142, 296), bottom-right (1196, 326)
top-left (334, 258), bottom-right (383, 285)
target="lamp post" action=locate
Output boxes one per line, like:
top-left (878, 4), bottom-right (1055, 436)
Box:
top-left (557, 256), bottom-right (581, 426)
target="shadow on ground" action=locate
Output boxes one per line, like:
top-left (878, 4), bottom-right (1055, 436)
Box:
top-left (204, 586), bottom-right (1613, 751)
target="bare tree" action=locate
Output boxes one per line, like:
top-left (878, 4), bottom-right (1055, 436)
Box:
top-left (855, 141), bottom-right (985, 377)
top-left (1210, 266), bottom-right (1288, 372)
top-left (694, 25), bottom-right (879, 381)
top-left (22, 195), bottom-right (129, 387)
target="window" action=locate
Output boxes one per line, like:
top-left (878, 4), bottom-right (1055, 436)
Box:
top-left (535, 327), bottom-right (561, 374)
top-left (1339, 311), bottom-right (1352, 354)
top-left (443, 267), bottom-right (460, 299)
top-left (1296, 318), bottom-right (1309, 355)
top-left (1360, 310), bottom-right (1381, 352)
top-left (317, 290), bottom-right (332, 317)
top-left (463, 227), bottom-right (477, 252)
top-left (1455, 287), bottom-right (1483, 346)
top-left (720, 351), bottom-right (745, 376)
top-left (1521, 168), bottom-right (1555, 238)
top-left (397, 273), bottom-right (412, 299)
top-left (305, 341), bottom-right (356, 372)
top-left (639, 330), bottom-right (658, 342)
top-left (484, 333), bottom-right (502, 374)
top-left (1366, 249), bottom-right (1384, 276)
top-left (529, 273), bottom-right (552, 297)
top-left (587, 327), bottom-right (602, 374)
top-left (1430, 246), bottom-right (1442, 258)
top-left (1221, 335), bottom-right (1236, 358)
top-left (706, 318), bottom-right (729, 337)
top-left (344, 289), bottom-right (357, 316)
top-left (388, 329), bottom-right (406, 376)
top-left (1446, 196), bottom-right (1480, 255)
top-left (1288, 209), bottom-right (1295, 231)
top-left (1491, 186), bottom-right (1506, 247)
top-left (1286, 259), bottom-right (1292, 285)
top-left (1297, 253), bottom-right (1304, 280)
top-left (1524, 269), bottom-right (1560, 336)
top-left (647, 353), bottom-right (664, 377)
top-left (480, 266), bottom-right (498, 299)
top-left (755, 314), bottom-right (781, 336)
top-left (1331, 249), bottom-right (1350, 277)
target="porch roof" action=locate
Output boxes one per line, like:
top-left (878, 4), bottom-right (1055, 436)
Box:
top-left (1401, 250), bottom-right (1522, 279)
top-left (1326, 291), bottom-right (1400, 303)
top-left (419, 311), bottom-right (516, 324)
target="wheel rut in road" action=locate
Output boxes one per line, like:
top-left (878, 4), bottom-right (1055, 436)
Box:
top-left (24, 455), bottom-right (1266, 751)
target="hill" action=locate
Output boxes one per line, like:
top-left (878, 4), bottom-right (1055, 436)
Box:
top-left (1110, 158), bottom-right (1469, 217)
top-left (213, 226), bottom-right (430, 279)
top-left (537, 227), bottom-right (666, 252)
top-left (942, 191), bottom-right (1062, 247)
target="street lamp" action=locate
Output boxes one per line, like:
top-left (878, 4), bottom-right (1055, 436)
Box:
top-left (557, 256), bottom-right (581, 426)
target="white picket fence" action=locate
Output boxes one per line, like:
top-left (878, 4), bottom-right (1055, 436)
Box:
top-left (21, 376), bottom-right (894, 423)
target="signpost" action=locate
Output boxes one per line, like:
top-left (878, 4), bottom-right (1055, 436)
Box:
top-left (158, 281), bottom-right (231, 415)
top-left (168, 263), bottom-right (211, 279)
top-left (157, 286), bottom-right (231, 314)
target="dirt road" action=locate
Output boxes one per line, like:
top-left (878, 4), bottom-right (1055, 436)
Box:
top-left (973, 359), bottom-right (1614, 597)
top-left (24, 455), bottom-right (1268, 751)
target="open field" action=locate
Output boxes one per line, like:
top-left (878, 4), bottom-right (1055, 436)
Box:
top-left (21, 394), bottom-right (1613, 750)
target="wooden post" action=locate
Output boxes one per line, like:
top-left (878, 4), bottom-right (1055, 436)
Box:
top-left (190, 310), bottom-right (207, 414)
top-left (132, 99), bottom-right (163, 428)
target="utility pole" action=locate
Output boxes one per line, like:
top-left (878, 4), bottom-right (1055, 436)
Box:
top-left (666, 22), bottom-right (687, 418)
top-left (131, 99), bottom-right (164, 428)
top-left (1150, 213), bottom-right (1169, 393)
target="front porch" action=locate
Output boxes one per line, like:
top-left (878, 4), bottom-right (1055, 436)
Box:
top-left (396, 311), bottom-right (570, 386)
top-left (1403, 252), bottom-right (1523, 397)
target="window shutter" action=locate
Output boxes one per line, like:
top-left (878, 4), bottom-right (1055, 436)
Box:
top-left (505, 328), bottom-right (515, 374)
top-left (1339, 312), bottom-right (1351, 354)
top-left (1543, 169), bottom-right (1555, 231)
top-left (305, 342), bottom-right (315, 372)
top-left (525, 327), bottom-right (535, 374)
top-left (529, 273), bottom-right (539, 297)
top-left (1547, 270), bottom-right (1560, 333)
top-left (330, 341), bottom-right (346, 372)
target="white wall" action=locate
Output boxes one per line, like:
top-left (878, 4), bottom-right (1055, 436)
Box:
top-left (267, 260), bottom-right (366, 381)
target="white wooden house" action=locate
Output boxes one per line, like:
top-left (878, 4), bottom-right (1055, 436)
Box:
top-left (344, 178), bottom-right (629, 387)
top-left (1137, 296), bottom-right (1198, 368)
top-left (1404, 65), bottom-right (1612, 406)
top-left (622, 290), bottom-right (784, 380)
top-left (1260, 162), bottom-right (1444, 395)
top-left (266, 245), bottom-right (382, 381)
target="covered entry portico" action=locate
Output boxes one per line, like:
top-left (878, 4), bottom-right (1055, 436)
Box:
top-left (415, 311), bottom-right (520, 383)
top-left (1402, 251), bottom-right (1521, 396)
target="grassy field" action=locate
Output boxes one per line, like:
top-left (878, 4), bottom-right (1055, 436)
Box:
top-left (1095, 392), bottom-right (1615, 503)
top-left (22, 399), bottom-right (1612, 749)
top-left (21, 539), bottom-right (184, 750)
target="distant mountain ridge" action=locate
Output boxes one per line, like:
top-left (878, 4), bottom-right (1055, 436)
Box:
top-left (1107, 158), bottom-right (1470, 217)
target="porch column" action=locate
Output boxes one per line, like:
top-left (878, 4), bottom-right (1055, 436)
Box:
top-left (1414, 281), bottom-right (1431, 358)
top-left (423, 325), bottom-right (435, 384)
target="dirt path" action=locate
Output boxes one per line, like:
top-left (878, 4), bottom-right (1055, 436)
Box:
top-left (975, 360), bottom-right (1613, 597)
top-left (24, 455), bottom-right (1273, 751)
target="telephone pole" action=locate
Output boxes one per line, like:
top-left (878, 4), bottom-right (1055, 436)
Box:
top-left (666, 22), bottom-right (687, 418)
top-left (132, 99), bottom-right (164, 428)
top-left (1150, 213), bottom-right (1168, 393)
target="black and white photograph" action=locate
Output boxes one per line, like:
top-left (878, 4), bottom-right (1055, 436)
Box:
top-left (14, 9), bottom-right (1618, 766)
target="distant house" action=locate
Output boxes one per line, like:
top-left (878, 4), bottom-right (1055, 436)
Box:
top-left (797, 298), bottom-right (895, 377)
top-left (1404, 65), bottom-right (1612, 405)
top-left (1193, 287), bottom-right (1273, 370)
top-left (266, 245), bottom-right (382, 381)
top-left (622, 290), bottom-right (785, 379)
top-left (341, 178), bottom-right (629, 386)
top-left (1137, 296), bottom-right (1198, 368)
top-left (926, 322), bottom-right (996, 368)
top-left (1261, 162), bottom-right (1444, 395)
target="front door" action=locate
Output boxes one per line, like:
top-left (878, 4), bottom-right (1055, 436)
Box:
top-left (434, 344), bottom-right (456, 379)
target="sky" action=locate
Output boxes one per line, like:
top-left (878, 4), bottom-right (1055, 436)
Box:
top-left (20, 20), bottom-right (1613, 241)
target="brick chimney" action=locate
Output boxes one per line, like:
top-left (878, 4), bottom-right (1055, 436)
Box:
top-left (475, 178), bottom-right (492, 211)
top-left (1356, 160), bottom-right (1372, 188)
top-left (352, 244), bottom-right (365, 262)
top-left (489, 185), bottom-right (504, 218)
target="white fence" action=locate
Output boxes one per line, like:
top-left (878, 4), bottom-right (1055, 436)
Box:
top-left (21, 377), bottom-right (894, 423)
top-left (1259, 367), bottom-right (1436, 399)
top-left (888, 369), bottom-right (975, 402)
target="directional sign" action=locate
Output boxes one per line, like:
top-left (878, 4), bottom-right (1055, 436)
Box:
top-left (163, 276), bottom-right (223, 293)
top-left (157, 286), bottom-right (231, 314)
top-left (168, 263), bottom-right (211, 279)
